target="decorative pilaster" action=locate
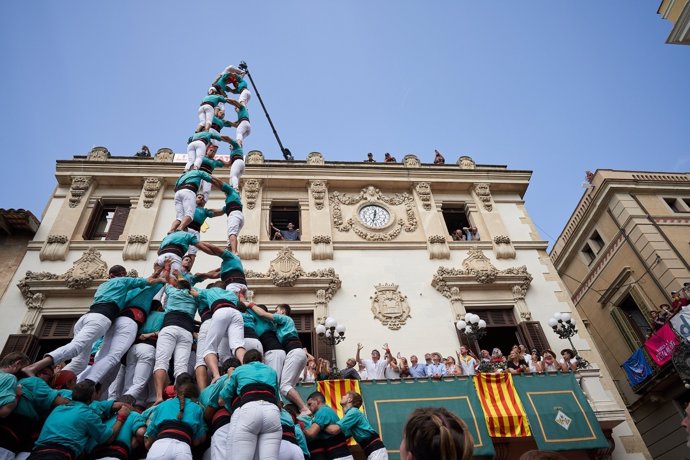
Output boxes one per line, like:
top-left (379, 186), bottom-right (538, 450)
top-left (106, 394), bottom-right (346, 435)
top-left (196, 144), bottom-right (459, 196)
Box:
top-left (123, 235), bottom-right (149, 260)
top-left (427, 235), bottom-right (450, 259)
top-left (403, 154), bottom-right (420, 167)
top-left (39, 234), bottom-right (70, 261)
top-left (512, 285), bottom-right (531, 320)
top-left (311, 235), bottom-right (333, 260)
top-left (414, 182), bottom-right (432, 211)
top-left (244, 179), bottom-right (262, 210)
top-left (309, 181), bottom-right (327, 210)
top-left (306, 152), bottom-right (325, 165)
top-left (473, 183), bottom-right (493, 212)
top-left (69, 176), bottom-right (92, 208)
top-left (245, 150), bottom-right (265, 164)
top-left (448, 287), bottom-right (466, 320)
top-left (142, 177), bottom-right (162, 208)
top-left (238, 235), bottom-right (259, 260)
top-left (315, 289), bottom-right (327, 324)
top-left (493, 235), bottom-right (516, 259)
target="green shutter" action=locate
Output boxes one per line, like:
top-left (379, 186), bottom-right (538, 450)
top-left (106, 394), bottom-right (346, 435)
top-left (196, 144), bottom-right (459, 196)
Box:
top-left (610, 307), bottom-right (640, 352)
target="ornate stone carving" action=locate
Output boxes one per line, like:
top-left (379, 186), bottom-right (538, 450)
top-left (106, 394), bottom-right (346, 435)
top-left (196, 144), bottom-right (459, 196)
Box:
top-left (246, 150), bottom-right (265, 164)
top-left (370, 284), bottom-right (411, 330)
top-left (493, 235), bottom-right (516, 259)
top-left (20, 323), bottom-right (35, 334)
top-left (403, 154), bottom-right (420, 168)
top-left (306, 152), bottom-right (325, 165)
top-left (314, 289), bottom-right (328, 324)
top-left (40, 234), bottom-right (70, 261)
top-left (311, 235), bottom-right (333, 261)
top-left (69, 176), bottom-right (92, 208)
top-left (474, 183), bottom-right (493, 211)
top-left (431, 247), bottom-right (533, 299)
top-left (458, 156), bottom-right (476, 169)
top-left (428, 235), bottom-right (446, 244)
top-left (427, 234), bottom-right (450, 260)
top-left (154, 148), bottom-right (174, 162)
top-left (312, 235), bottom-right (332, 244)
top-left (123, 235), bottom-right (149, 261)
top-left (63, 248), bottom-right (109, 289)
top-left (87, 147), bottom-right (110, 161)
top-left (127, 269), bottom-right (139, 278)
top-left (414, 182), bottom-right (432, 211)
top-left (142, 177), bottom-right (162, 208)
top-left (329, 185), bottom-right (417, 241)
top-left (243, 179), bottom-right (262, 210)
top-left (309, 180), bottom-right (327, 210)
top-left (239, 235), bottom-right (259, 244)
top-left (512, 284), bottom-right (527, 300)
top-left (238, 234), bottom-right (259, 260)
top-left (26, 292), bottom-right (46, 310)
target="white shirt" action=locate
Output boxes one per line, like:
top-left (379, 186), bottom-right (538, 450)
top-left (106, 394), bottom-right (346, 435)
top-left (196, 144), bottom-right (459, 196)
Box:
top-left (458, 355), bottom-right (477, 376)
top-left (362, 359), bottom-right (387, 380)
top-left (384, 364), bottom-right (401, 380)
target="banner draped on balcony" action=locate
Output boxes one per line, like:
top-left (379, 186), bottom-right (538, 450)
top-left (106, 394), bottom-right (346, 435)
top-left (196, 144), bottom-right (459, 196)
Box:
top-left (644, 323), bottom-right (680, 366)
top-left (622, 348), bottom-right (653, 386)
top-left (512, 373), bottom-right (609, 451)
top-left (671, 306), bottom-right (690, 341)
top-left (473, 372), bottom-right (531, 437)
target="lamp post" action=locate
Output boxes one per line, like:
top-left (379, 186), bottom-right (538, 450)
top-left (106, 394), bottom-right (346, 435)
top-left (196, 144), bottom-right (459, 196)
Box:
top-left (315, 317), bottom-right (347, 376)
top-left (548, 313), bottom-right (589, 369)
top-left (456, 313), bottom-right (487, 341)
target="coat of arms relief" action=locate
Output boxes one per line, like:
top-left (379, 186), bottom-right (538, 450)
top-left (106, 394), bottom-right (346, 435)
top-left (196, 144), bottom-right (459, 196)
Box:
top-left (370, 284), bottom-right (411, 330)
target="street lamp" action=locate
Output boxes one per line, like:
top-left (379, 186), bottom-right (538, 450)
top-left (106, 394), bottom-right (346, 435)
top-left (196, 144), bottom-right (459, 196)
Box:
top-left (456, 313), bottom-right (487, 341)
top-left (548, 312), bottom-right (589, 369)
top-left (316, 316), bottom-right (347, 376)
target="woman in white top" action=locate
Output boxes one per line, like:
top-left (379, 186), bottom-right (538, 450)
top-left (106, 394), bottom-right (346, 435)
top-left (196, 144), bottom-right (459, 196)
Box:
top-left (445, 356), bottom-right (461, 376)
top-left (559, 349), bottom-right (578, 372)
top-left (300, 357), bottom-right (317, 383)
top-left (540, 349), bottom-right (560, 372)
top-left (384, 354), bottom-right (401, 380)
top-left (526, 349), bottom-right (541, 373)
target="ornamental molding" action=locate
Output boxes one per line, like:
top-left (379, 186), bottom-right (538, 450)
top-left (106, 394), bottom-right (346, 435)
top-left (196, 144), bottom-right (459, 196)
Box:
top-left (329, 185), bottom-right (417, 241)
top-left (86, 146), bottom-right (110, 161)
top-left (20, 323), bottom-right (35, 334)
top-left (428, 235), bottom-right (447, 244)
top-left (239, 235), bottom-right (259, 244)
top-left (431, 247), bottom-right (533, 299)
top-left (403, 154), bottom-right (420, 168)
top-left (243, 179), bottom-right (262, 210)
top-left (311, 235), bottom-right (333, 260)
top-left (306, 152), bottom-right (325, 165)
top-left (69, 176), bottom-right (92, 207)
top-left (309, 180), bottom-right (327, 210)
top-left (312, 235), bottom-right (332, 244)
top-left (244, 247), bottom-right (341, 300)
top-left (238, 234), bottom-right (259, 260)
top-left (457, 156), bottom-right (476, 170)
top-left (63, 248), bottom-right (109, 289)
top-left (246, 150), bottom-right (265, 164)
top-left (142, 177), bottom-right (162, 208)
top-left (473, 182), bottom-right (493, 211)
top-left (123, 235), bottom-right (149, 261)
top-left (493, 235), bottom-right (516, 260)
top-left (370, 283), bottom-right (411, 330)
top-left (40, 234), bottom-right (70, 261)
top-left (154, 148), bottom-right (174, 163)
top-left (413, 182), bottom-right (432, 211)
top-left (427, 234), bottom-right (450, 260)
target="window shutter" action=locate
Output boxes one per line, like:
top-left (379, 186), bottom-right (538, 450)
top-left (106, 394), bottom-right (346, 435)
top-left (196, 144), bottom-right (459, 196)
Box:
top-left (82, 200), bottom-right (104, 240)
top-left (0, 334), bottom-right (39, 360)
top-left (468, 310), bottom-right (516, 327)
top-left (518, 321), bottom-right (551, 354)
top-left (610, 307), bottom-right (640, 352)
top-left (39, 318), bottom-right (78, 339)
top-left (106, 206), bottom-right (130, 240)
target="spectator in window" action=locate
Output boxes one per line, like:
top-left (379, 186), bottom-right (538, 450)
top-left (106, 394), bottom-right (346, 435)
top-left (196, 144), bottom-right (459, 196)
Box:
top-left (433, 150), bottom-right (445, 165)
top-left (506, 351), bottom-right (528, 375)
top-left (456, 346), bottom-right (477, 376)
top-left (384, 153), bottom-right (397, 163)
top-left (559, 349), bottom-right (578, 372)
top-left (527, 349), bottom-right (541, 373)
top-left (407, 355), bottom-right (427, 378)
top-left (540, 350), bottom-right (559, 372)
top-left (451, 229), bottom-right (466, 241)
top-left (356, 343), bottom-right (386, 380)
top-left (426, 352), bottom-right (446, 378)
top-left (650, 311), bottom-right (666, 331)
top-left (364, 152), bottom-right (376, 163)
top-left (339, 359), bottom-right (361, 380)
top-left (271, 222), bottom-right (301, 241)
top-left (444, 356), bottom-right (461, 376)
top-left (463, 226), bottom-right (480, 241)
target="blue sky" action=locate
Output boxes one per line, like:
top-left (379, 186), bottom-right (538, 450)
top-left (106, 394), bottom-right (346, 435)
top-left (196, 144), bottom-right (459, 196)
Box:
top-left (1, 1), bottom-right (688, 245)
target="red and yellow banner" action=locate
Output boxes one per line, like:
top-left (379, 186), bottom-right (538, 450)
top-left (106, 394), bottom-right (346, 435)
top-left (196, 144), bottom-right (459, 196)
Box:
top-left (474, 373), bottom-right (531, 437)
top-left (316, 379), bottom-right (362, 446)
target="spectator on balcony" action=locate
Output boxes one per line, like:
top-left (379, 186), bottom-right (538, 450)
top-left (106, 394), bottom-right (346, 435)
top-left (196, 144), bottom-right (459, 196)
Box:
top-left (527, 349), bottom-right (541, 373)
top-left (518, 345), bottom-right (528, 359)
top-left (384, 153), bottom-right (397, 163)
top-left (506, 351), bottom-right (528, 375)
top-left (479, 349), bottom-right (491, 363)
top-left (433, 150), bottom-right (445, 165)
top-left (424, 353), bottom-right (433, 366)
top-left (398, 355), bottom-right (411, 378)
top-left (271, 222), bottom-right (301, 241)
top-left (541, 350), bottom-right (559, 372)
top-left (659, 304), bottom-right (674, 323)
top-left (356, 343), bottom-right (386, 380)
top-left (339, 359), bottom-right (361, 380)
top-left (456, 347), bottom-right (477, 376)
top-left (672, 290), bottom-right (689, 313)
top-left (444, 356), bottom-right (461, 376)
top-left (385, 355), bottom-right (401, 380)
top-left (317, 358), bottom-right (332, 380)
top-left (426, 353), bottom-right (446, 378)
top-left (559, 349), bottom-right (578, 372)
top-left (400, 407), bottom-right (474, 460)
top-left (463, 226), bottom-right (480, 241)
top-left (407, 355), bottom-right (427, 378)
top-left (451, 229), bottom-right (466, 241)
top-left (650, 311), bottom-right (666, 331)
top-left (490, 348), bottom-right (505, 365)
top-left (301, 358), bottom-right (317, 383)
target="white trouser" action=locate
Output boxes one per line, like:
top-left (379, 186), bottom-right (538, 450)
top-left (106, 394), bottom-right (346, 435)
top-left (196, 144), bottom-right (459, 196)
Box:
top-left (279, 439), bottom-right (304, 460)
top-left (79, 316), bottom-right (138, 384)
top-left (210, 422), bottom-right (230, 460)
top-left (186, 140), bottom-right (207, 171)
top-left (280, 348), bottom-right (307, 398)
top-left (368, 447), bottom-right (388, 460)
top-left (154, 325), bottom-right (193, 377)
top-left (156, 253), bottom-right (183, 274)
top-left (52, 313), bottom-right (112, 375)
top-left (186, 229), bottom-right (200, 256)
top-left (227, 401), bottom-right (281, 460)
top-left (226, 283), bottom-right (248, 296)
top-left (147, 438), bottom-right (192, 460)
top-left (198, 105), bottom-right (214, 129)
top-left (200, 180), bottom-right (212, 202)
top-left (107, 363), bottom-right (125, 400)
top-left (243, 338), bottom-right (263, 355)
top-left (174, 188), bottom-right (197, 221)
top-left (0, 447), bottom-right (15, 460)
top-left (187, 347), bottom-right (197, 375)
top-left (238, 89), bottom-right (251, 106)
top-left (226, 210), bottom-right (244, 237)
top-left (123, 343), bottom-right (156, 402)
top-left (209, 128), bottom-right (221, 146)
top-left (195, 320), bottom-right (211, 369)
top-left (264, 349), bottom-right (286, 384)
top-left (236, 120), bottom-right (251, 146)
top-left (204, 308), bottom-right (244, 358)
top-left (229, 158), bottom-right (245, 190)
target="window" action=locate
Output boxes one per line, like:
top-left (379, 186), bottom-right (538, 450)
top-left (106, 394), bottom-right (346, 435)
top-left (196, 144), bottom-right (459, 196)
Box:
top-left (581, 243), bottom-right (596, 265)
top-left (581, 230), bottom-right (605, 265)
top-left (83, 200), bottom-right (130, 240)
top-left (612, 294), bottom-right (651, 348)
top-left (36, 316), bottom-right (79, 363)
top-left (269, 202), bottom-right (300, 240)
top-left (442, 204), bottom-right (470, 239)
top-left (459, 309), bottom-right (519, 356)
top-left (0, 334), bottom-right (39, 361)
top-left (663, 197), bottom-right (689, 213)
top-left (589, 230), bottom-right (605, 253)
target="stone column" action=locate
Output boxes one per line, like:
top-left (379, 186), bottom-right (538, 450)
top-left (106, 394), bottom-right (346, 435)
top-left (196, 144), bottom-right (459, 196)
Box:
top-left (239, 179), bottom-right (263, 259)
top-left (411, 182), bottom-right (450, 259)
top-left (471, 182), bottom-right (516, 259)
top-left (122, 177), bottom-right (165, 260)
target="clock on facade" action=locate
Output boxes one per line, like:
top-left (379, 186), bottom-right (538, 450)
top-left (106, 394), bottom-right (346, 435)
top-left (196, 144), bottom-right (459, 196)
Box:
top-left (358, 205), bottom-right (391, 228)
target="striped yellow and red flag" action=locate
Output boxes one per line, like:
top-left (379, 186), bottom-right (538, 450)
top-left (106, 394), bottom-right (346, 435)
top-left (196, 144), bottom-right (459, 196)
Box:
top-left (316, 379), bottom-right (362, 446)
top-left (473, 373), bottom-right (531, 437)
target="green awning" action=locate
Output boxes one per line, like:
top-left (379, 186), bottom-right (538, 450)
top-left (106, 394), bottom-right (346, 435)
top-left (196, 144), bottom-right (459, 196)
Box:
top-left (512, 373), bottom-right (609, 451)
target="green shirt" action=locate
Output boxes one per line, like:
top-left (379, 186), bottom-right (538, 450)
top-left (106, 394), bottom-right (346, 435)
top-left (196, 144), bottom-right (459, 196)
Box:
top-left (273, 313), bottom-right (298, 342)
top-left (34, 401), bottom-right (112, 456)
top-left (159, 231), bottom-right (199, 254)
top-left (211, 116), bottom-right (233, 131)
top-left (15, 376), bottom-right (58, 421)
top-left (144, 397), bottom-right (206, 441)
top-left (175, 170), bottom-right (214, 190)
top-left (164, 285), bottom-right (198, 318)
top-left (124, 283), bottom-right (164, 314)
top-left (337, 406), bottom-right (377, 443)
top-left (96, 412), bottom-right (146, 453)
top-left (229, 139), bottom-right (243, 158)
top-left (140, 310), bottom-right (165, 334)
top-left (220, 250), bottom-right (244, 276)
top-left (199, 374), bottom-right (229, 409)
top-left (93, 277), bottom-right (148, 310)
top-left (201, 94), bottom-right (227, 107)
top-left (191, 131), bottom-right (222, 144)
top-left (251, 310), bottom-right (274, 337)
top-left (235, 104), bottom-right (249, 121)
top-left (232, 79), bottom-right (248, 94)
top-left (200, 157), bottom-right (225, 173)
top-left (196, 287), bottom-right (239, 316)
top-left (221, 183), bottom-right (242, 210)
top-left (220, 361), bottom-right (279, 411)
top-left (313, 405), bottom-right (340, 440)
top-left (242, 311), bottom-right (256, 332)
top-left (192, 207), bottom-right (215, 227)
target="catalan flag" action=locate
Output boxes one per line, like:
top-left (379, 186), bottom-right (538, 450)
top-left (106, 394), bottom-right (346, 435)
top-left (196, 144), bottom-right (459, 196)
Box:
top-left (474, 373), bottom-right (531, 437)
top-left (316, 379), bottom-right (362, 446)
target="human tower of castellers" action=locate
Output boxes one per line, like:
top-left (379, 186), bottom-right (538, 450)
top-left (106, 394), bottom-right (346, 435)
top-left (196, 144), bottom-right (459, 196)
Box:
top-left (0, 64), bottom-right (388, 460)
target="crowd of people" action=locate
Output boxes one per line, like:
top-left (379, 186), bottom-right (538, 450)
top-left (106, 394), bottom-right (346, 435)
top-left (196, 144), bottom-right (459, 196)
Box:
top-left (649, 284), bottom-right (689, 333)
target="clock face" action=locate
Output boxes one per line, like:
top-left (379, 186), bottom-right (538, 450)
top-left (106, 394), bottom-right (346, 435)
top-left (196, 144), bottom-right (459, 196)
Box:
top-left (359, 205), bottom-right (390, 228)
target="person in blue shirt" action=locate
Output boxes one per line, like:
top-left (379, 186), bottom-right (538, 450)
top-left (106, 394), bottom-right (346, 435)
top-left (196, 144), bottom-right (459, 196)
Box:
top-left (144, 374), bottom-right (206, 460)
top-left (325, 391), bottom-right (387, 460)
top-left (195, 242), bottom-right (247, 296)
top-left (170, 169), bottom-right (224, 234)
top-left (219, 349), bottom-right (282, 460)
top-left (28, 380), bottom-right (130, 460)
top-left (303, 391), bottom-right (353, 460)
top-left (197, 87), bottom-right (228, 133)
top-left (91, 410), bottom-right (146, 460)
top-left (24, 265), bottom-right (161, 378)
top-left (406, 355), bottom-right (427, 379)
top-left (199, 357), bottom-right (240, 460)
top-left (425, 352), bottom-right (447, 378)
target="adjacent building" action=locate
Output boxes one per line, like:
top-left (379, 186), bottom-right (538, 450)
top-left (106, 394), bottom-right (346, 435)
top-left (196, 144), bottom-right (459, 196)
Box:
top-left (551, 169), bottom-right (690, 460)
top-left (658, 0), bottom-right (690, 44)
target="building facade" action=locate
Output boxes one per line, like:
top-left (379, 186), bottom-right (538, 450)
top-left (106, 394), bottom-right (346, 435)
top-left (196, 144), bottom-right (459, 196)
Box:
top-left (658, 0), bottom-right (690, 45)
top-left (0, 148), bottom-right (650, 458)
top-left (551, 169), bottom-right (690, 460)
